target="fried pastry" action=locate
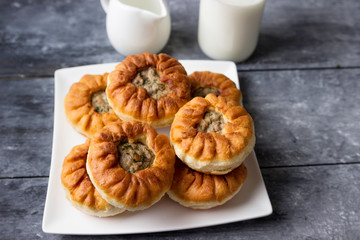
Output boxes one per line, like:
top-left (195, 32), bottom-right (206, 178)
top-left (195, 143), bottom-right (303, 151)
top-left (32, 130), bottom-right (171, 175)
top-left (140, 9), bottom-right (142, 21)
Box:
top-left (170, 94), bottom-right (255, 175)
top-left (61, 139), bottom-right (124, 217)
top-left (167, 158), bottom-right (247, 209)
top-left (64, 73), bottom-right (120, 137)
top-left (189, 71), bottom-right (242, 104)
top-left (106, 53), bottom-right (190, 128)
top-left (86, 120), bottom-right (175, 211)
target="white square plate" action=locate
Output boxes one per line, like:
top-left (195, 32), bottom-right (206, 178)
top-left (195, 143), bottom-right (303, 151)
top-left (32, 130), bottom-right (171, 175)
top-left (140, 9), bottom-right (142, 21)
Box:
top-left (42, 60), bottom-right (272, 235)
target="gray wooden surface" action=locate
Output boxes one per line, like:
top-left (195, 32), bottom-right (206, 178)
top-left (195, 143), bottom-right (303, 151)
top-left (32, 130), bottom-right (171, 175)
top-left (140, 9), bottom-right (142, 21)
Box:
top-left (0, 0), bottom-right (359, 239)
top-left (1, 0), bottom-right (360, 77)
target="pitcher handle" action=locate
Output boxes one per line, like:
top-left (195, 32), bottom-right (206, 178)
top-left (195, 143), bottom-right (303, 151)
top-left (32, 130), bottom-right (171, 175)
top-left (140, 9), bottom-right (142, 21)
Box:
top-left (100, 0), bottom-right (109, 13)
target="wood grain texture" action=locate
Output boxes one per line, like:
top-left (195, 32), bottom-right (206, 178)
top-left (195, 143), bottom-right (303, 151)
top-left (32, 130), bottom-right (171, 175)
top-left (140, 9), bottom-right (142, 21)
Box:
top-left (1, 165), bottom-right (359, 239)
top-left (0, 178), bottom-right (47, 240)
top-left (240, 68), bottom-right (360, 167)
top-left (0, 78), bottom-right (53, 177)
top-left (1, 0), bottom-right (359, 77)
top-left (250, 0), bottom-right (360, 70)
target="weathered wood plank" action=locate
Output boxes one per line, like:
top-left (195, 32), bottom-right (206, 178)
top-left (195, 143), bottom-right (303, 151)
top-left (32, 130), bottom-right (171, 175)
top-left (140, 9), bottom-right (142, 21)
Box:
top-left (241, 68), bottom-right (360, 167)
top-left (0, 0), bottom-right (359, 77)
top-left (0, 78), bottom-right (53, 177)
top-left (1, 164), bottom-right (359, 239)
top-left (0, 178), bottom-right (47, 240)
top-left (250, 0), bottom-right (360, 70)
top-left (1, 68), bottom-right (359, 177)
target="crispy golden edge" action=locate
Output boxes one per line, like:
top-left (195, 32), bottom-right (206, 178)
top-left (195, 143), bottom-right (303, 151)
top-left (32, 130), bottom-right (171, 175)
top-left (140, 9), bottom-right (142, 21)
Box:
top-left (64, 73), bottom-right (120, 138)
top-left (106, 53), bottom-right (191, 126)
top-left (189, 71), bottom-right (242, 104)
top-left (87, 120), bottom-right (175, 210)
top-left (168, 158), bottom-right (247, 209)
top-left (61, 139), bottom-right (123, 215)
top-left (170, 94), bottom-right (255, 163)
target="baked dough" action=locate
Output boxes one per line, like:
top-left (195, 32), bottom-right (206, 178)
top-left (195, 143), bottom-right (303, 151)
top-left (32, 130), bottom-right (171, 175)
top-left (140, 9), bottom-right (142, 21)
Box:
top-left (64, 73), bottom-right (120, 137)
top-left (61, 139), bottom-right (124, 217)
top-left (170, 94), bottom-right (255, 175)
top-left (189, 71), bottom-right (242, 105)
top-left (106, 53), bottom-right (190, 128)
top-left (86, 120), bottom-right (175, 211)
top-left (167, 158), bottom-right (247, 209)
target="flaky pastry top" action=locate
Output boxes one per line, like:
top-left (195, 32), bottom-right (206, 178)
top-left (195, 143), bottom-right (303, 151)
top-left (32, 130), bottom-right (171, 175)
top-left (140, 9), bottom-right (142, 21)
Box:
top-left (61, 139), bottom-right (123, 216)
top-left (189, 71), bottom-right (242, 104)
top-left (168, 158), bottom-right (247, 209)
top-left (170, 94), bottom-right (255, 174)
top-left (64, 73), bottom-right (119, 137)
top-left (86, 120), bottom-right (175, 211)
top-left (106, 53), bottom-right (190, 127)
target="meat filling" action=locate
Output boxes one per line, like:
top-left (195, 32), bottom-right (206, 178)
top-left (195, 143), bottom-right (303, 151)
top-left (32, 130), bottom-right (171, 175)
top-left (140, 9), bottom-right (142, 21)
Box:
top-left (132, 67), bottom-right (170, 100)
top-left (91, 90), bottom-right (110, 113)
top-left (118, 142), bottom-right (155, 173)
top-left (192, 86), bottom-right (221, 98)
top-left (196, 109), bottom-right (225, 133)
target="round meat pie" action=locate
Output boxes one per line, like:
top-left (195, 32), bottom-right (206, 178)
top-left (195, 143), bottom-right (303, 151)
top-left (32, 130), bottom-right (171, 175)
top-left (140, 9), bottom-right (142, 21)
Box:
top-left (170, 94), bottom-right (255, 175)
top-left (86, 120), bottom-right (175, 211)
top-left (189, 71), bottom-right (242, 105)
top-left (167, 157), bottom-right (247, 209)
top-left (64, 73), bottom-right (120, 137)
top-left (106, 53), bottom-right (190, 128)
top-left (61, 139), bottom-right (124, 217)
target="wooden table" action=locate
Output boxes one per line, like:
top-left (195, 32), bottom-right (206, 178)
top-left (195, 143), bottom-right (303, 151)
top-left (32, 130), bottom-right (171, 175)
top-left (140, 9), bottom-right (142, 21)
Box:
top-left (1, 0), bottom-right (359, 239)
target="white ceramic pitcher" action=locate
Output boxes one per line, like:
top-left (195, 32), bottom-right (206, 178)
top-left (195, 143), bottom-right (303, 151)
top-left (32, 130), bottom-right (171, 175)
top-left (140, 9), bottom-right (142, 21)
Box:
top-left (100, 0), bottom-right (171, 55)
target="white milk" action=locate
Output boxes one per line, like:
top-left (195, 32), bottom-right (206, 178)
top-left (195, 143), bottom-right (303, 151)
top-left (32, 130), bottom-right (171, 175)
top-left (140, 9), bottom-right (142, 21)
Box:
top-left (198, 0), bottom-right (266, 62)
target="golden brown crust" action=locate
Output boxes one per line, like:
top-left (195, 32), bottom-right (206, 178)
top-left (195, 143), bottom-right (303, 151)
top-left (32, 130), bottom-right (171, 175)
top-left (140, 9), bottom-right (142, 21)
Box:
top-left (167, 158), bottom-right (247, 209)
top-left (64, 73), bottom-right (120, 137)
top-left (170, 94), bottom-right (255, 175)
top-left (106, 53), bottom-right (191, 127)
top-left (189, 71), bottom-right (242, 104)
top-left (61, 139), bottom-right (124, 217)
top-left (86, 120), bottom-right (175, 211)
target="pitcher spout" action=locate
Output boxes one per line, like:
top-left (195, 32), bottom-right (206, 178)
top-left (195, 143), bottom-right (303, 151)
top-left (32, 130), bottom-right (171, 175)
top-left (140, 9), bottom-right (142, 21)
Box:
top-left (119, 0), bottom-right (169, 19)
